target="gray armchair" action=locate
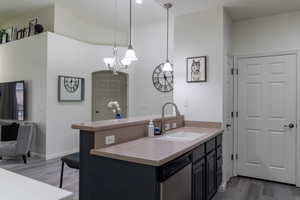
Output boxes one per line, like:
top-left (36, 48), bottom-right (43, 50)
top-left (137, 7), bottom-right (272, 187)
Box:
top-left (0, 124), bottom-right (33, 164)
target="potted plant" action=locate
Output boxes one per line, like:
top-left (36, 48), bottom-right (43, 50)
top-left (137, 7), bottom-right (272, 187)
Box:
top-left (107, 101), bottom-right (122, 119)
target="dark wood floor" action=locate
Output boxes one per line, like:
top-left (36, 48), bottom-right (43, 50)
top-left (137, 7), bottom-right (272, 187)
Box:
top-left (213, 176), bottom-right (300, 200)
top-left (1, 156), bottom-right (300, 200)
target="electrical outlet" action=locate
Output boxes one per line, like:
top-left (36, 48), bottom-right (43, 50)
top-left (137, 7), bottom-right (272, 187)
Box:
top-left (165, 123), bottom-right (170, 131)
top-left (172, 122), bottom-right (177, 129)
top-left (105, 135), bottom-right (115, 145)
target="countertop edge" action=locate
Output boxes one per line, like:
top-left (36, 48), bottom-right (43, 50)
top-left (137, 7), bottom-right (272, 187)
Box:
top-left (90, 128), bottom-right (224, 167)
top-left (72, 115), bottom-right (184, 132)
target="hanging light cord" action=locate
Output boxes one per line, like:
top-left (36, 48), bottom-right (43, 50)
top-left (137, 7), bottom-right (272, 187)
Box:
top-left (166, 5), bottom-right (169, 61)
top-left (114, 0), bottom-right (117, 48)
top-left (129, 0), bottom-right (132, 46)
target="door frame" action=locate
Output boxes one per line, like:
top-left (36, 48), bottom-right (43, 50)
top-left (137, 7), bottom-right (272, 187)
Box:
top-left (91, 70), bottom-right (129, 121)
top-left (233, 50), bottom-right (300, 186)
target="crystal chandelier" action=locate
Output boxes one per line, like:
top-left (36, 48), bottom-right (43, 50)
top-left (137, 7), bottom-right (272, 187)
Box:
top-left (104, 0), bottom-right (133, 75)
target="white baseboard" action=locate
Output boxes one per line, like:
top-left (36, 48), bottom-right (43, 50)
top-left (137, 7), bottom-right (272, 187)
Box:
top-left (219, 181), bottom-right (227, 192)
top-left (31, 149), bottom-right (79, 160)
top-left (31, 152), bottom-right (46, 159)
top-left (45, 149), bottom-right (79, 160)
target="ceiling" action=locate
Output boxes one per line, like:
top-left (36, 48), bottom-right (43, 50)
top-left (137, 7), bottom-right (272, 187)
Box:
top-left (57, 0), bottom-right (165, 30)
top-left (1, 0), bottom-right (300, 26)
top-left (157, 0), bottom-right (300, 21)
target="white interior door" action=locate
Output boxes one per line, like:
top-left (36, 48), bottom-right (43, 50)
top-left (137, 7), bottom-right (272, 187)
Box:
top-left (92, 71), bottom-right (128, 121)
top-left (237, 54), bottom-right (297, 184)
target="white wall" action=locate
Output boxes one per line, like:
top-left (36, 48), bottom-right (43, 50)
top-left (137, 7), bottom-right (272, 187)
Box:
top-left (233, 11), bottom-right (300, 55)
top-left (133, 19), bottom-right (174, 116)
top-left (232, 10), bottom-right (300, 187)
top-left (0, 33), bottom-right (48, 154)
top-left (46, 33), bottom-right (134, 158)
top-left (174, 7), bottom-right (224, 122)
top-left (0, 6), bottom-right (54, 32)
top-left (54, 1), bottom-right (128, 46)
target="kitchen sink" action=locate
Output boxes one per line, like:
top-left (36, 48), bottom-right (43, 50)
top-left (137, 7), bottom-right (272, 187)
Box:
top-left (156, 132), bottom-right (208, 142)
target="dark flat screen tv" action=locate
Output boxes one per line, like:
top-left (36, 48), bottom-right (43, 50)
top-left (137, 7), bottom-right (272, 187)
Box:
top-left (0, 81), bottom-right (26, 121)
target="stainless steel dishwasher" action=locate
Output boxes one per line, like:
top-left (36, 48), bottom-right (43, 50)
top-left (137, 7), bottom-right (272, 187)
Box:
top-left (159, 154), bottom-right (192, 200)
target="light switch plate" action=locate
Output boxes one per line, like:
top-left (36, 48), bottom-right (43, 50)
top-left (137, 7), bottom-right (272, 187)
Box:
top-left (172, 122), bottom-right (177, 129)
top-left (165, 123), bottom-right (170, 130)
top-left (105, 135), bottom-right (115, 145)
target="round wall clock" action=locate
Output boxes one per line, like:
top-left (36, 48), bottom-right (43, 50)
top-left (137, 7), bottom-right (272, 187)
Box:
top-left (64, 77), bottom-right (80, 93)
top-left (152, 64), bottom-right (174, 93)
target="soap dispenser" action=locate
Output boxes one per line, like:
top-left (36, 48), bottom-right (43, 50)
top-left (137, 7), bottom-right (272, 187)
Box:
top-left (148, 120), bottom-right (154, 137)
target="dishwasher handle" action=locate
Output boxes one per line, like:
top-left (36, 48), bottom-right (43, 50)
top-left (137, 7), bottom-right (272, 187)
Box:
top-left (159, 154), bottom-right (192, 182)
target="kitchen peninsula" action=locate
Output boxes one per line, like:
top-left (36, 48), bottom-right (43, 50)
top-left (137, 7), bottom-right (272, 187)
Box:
top-left (72, 115), bottom-right (223, 200)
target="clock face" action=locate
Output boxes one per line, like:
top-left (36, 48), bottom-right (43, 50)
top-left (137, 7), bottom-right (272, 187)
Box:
top-left (152, 64), bottom-right (174, 93)
top-left (64, 77), bottom-right (80, 93)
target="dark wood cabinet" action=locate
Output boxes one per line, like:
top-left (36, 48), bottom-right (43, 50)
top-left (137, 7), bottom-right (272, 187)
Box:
top-left (192, 135), bottom-right (223, 200)
top-left (192, 158), bottom-right (206, 200)
top-left (206, 150), bottom-right (217, 200)
top-left (80, 130), bottom-right (223, 200)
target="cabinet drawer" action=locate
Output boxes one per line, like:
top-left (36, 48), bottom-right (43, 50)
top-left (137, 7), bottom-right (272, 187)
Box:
top-left (217, 146), bottom-right (222, 159)
top-left (206, 138), bottom-right (216, 153)
top-left (216, 134), bottom-right (222, 147)
top-left (217, 158), bottom-right (222, 171)
top-left (192, 144), bottom-right (205, 163)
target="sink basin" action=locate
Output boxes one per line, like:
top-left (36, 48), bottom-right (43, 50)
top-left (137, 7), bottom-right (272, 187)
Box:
top-left (156, 132), bottom-right (208, 142)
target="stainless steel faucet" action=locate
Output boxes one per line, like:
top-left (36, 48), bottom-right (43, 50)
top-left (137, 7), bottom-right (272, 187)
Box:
top-left (161, 102), bottom-right (181, 134)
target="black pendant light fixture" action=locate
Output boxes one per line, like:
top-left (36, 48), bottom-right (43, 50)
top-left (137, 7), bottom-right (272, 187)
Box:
top-left (124, 0), bottom-right (138, 61)
top-left (162, 3), bottom-right (173, 72)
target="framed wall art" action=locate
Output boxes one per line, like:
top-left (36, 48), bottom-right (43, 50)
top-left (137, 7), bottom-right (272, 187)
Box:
top-left (58, 75), bottom-right (85, 102)
top-left (186, 56), bottom-right (207, 83)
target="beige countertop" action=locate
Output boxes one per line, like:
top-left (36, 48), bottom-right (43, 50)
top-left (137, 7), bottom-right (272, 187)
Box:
top-left (72, 115), bottom-right (183, 132)
top-left (91, 127), bottom-right (223, 166)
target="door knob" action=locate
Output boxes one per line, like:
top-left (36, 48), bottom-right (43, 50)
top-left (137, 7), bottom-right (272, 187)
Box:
top-left (96, 110), bottom-right (100, 114)
top-left (283, 123), bottom-right (295, 129)
top-left (226, 124), bottom-right (232, 128)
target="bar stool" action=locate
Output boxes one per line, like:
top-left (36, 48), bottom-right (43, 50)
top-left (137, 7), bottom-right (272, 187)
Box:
top-left (60, 152), bottom-right (80, 188)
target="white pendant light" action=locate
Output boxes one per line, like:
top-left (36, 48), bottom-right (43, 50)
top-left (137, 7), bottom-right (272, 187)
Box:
top-left (104, 57), bottom-right (115, 68)
top-left (163, 60), bottom-right (173, 72)
top-left (124, 0), bottom-right (138, 61)
top-left (121, 58), bottom-right (132, 66)
top-left (136, 0), bottom-right (143, 4)
top-left (162, 3), bottom-right (173, 72)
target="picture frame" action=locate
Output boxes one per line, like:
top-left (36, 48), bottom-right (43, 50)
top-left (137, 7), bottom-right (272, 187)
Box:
top-left (58, 75), bottom-right (85, 102)
top-left (186, 56), bottom-right (207, 83)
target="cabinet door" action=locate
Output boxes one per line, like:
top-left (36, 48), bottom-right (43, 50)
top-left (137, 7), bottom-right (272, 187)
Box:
top-left (192, 158), bottom-right (205, 200)
top-left (206, 151), bottom-right (216, 200)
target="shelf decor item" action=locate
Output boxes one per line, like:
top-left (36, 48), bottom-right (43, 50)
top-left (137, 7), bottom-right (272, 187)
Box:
top-left (0, 29), bottom-right (6, 44)
top-left (186, 56), bottom-right (207, 82)
top-left (58, 76), bottom-right (85, 102)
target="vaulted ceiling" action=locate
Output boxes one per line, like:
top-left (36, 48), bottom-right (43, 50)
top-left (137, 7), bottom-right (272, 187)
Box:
top-left (156, 0), bottom-right (300, 20)
top-left (1, 0), bottom-right (300, 26)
